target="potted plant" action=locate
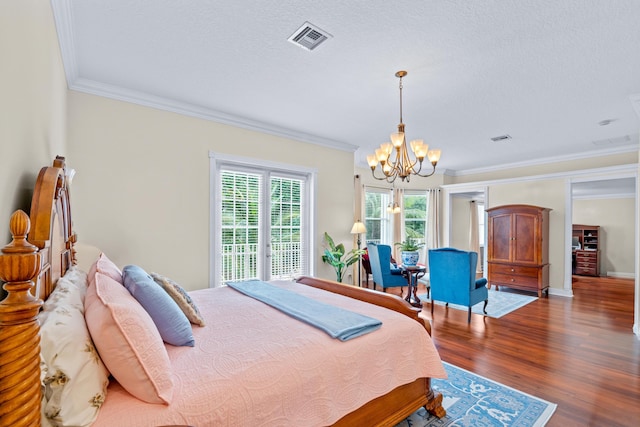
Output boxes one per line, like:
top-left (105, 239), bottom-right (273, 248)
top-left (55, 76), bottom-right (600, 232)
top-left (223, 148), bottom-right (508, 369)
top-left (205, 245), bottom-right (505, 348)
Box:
top-left (394, 237), bottom-right (425, 266)
top-left (321, 232), bottom-right (365, 283)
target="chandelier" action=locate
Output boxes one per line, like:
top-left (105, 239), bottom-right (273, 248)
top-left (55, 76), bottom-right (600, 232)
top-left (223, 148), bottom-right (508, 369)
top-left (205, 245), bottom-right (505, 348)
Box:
top-left (367, 71), bottom-right (441, 183)
top-left (387, 200), bottom-right (401, 214)
top-left (387, 185), bottom-right (401, 214)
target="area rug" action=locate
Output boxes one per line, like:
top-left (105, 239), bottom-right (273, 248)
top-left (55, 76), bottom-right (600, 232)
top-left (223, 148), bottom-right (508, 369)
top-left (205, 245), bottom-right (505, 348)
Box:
top-left (418, 289), bottom-right (537, 318)
top-left (396, 362), bottom-right (556, 427)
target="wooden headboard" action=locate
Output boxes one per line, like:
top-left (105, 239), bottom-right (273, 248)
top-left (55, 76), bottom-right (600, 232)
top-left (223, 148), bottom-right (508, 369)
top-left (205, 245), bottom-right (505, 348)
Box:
top-left (0, 156), bottom-right (76, 427)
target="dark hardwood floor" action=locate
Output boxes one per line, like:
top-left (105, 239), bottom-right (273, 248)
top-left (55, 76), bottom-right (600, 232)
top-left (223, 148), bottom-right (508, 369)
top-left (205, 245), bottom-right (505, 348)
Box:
top-left (363, 275), bottom-right (640, 427)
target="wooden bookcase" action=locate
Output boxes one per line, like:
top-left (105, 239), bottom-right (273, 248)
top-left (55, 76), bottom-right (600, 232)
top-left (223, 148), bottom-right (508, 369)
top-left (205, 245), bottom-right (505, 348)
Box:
top-left (572, 224), bottom-right (600, 276)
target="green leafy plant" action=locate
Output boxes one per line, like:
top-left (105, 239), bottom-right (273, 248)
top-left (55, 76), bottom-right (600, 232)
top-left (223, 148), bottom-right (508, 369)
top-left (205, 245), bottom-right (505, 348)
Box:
top-left (394, 237), bottom-right (425, 252)
top-left (321, 232), bottom-right (365, 283)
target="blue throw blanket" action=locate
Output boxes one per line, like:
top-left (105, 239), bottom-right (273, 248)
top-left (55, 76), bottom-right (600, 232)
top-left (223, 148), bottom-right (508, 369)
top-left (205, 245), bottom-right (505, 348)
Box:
top-left (226, 280), bottom-right (382, 341)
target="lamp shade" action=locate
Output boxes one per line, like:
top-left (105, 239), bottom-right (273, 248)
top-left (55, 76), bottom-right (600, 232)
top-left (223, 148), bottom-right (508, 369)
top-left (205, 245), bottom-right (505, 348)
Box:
top-left (350, 221), bottom-right (367, 234)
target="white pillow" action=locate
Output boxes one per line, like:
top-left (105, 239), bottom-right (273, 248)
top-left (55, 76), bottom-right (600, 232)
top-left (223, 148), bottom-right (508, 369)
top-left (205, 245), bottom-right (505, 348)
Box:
top-left (39, 267), bottom-right (110, 427)
top-left (41, 266), bottom-right (87, 312)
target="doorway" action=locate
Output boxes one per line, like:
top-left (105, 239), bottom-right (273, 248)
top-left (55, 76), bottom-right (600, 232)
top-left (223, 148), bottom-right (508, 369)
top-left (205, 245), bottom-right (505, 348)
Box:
top-left (210, 153), bottom-right (314, 287)
top-left (568, 175), bottom-right (638, 334)
top-left (444, 187), bottom-right (488, 273)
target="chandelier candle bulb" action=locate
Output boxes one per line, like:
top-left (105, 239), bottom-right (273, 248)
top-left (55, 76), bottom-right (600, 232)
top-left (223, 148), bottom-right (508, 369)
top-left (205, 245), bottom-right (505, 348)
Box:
top-left (391, 132), bottom-right (404, 147)
top-left (417, 146), bottom-right (428, 159)
top-left (409, 139), bottom-right (422, 153)
top-left (428, 149), bottom-right (442, 165)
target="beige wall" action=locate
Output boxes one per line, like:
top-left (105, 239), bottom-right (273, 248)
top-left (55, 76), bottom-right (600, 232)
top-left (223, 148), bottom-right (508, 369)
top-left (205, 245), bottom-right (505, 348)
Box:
top-left (573, 197), bottom-right (635, 276)
top-left (67, 92), bottom-right (355, 290)
top-left (0, 0), bottom-right (67, 243)
top-left (450, 196), bottom-right (473, 251)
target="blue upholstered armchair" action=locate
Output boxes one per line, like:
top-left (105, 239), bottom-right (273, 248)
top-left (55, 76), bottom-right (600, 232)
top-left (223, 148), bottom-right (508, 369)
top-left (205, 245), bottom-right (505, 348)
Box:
top-left (367, 244), bottom-right (407, 291)
top-left (427, 247), bottom-right (488, 323)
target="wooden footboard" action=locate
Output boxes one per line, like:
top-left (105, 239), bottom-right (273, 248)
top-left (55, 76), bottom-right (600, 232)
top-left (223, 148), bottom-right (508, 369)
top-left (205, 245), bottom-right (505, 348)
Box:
top-left (296, 276), bottom-right (446, 424)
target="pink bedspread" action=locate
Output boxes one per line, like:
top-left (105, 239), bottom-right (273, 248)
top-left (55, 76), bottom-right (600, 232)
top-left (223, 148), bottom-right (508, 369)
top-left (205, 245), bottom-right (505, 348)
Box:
top-left (93, 280), bottom-right (445, 426)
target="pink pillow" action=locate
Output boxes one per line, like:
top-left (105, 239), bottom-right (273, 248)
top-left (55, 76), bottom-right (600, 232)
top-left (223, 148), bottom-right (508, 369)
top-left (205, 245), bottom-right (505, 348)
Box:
top-left (88, 253), bottom-right (123, 284)
top-left (85, 272), bottom-right (174, 404)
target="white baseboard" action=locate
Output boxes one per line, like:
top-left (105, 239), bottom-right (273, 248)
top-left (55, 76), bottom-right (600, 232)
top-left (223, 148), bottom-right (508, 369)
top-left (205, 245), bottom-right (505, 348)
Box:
top-left (548, 287), bottom-right (574, 297)
top-left (345, 271), bottom-right (353, 285)
top-left (606, 272), bottom-right (635, 279)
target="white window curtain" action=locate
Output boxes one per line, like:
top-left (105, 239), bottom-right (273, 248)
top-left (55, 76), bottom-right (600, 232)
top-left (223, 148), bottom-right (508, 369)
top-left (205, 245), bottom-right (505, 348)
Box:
top-left (425, 188), bottom-right (441, 269)
top-left (353, 174), bottom-right (365, 285)
top-left (354, 174), bottom-right (364, 224)
top-left (392, 187), bottom-right (404, 260)
top-left (469, 200), bottom-right (481, 273)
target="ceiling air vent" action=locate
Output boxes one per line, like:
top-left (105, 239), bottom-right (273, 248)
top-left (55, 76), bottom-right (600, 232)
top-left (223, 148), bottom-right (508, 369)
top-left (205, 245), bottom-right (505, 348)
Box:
top-left (490, 134), bottom-right (512, 142)
top-left (288, 22), bottom-right (332, 51)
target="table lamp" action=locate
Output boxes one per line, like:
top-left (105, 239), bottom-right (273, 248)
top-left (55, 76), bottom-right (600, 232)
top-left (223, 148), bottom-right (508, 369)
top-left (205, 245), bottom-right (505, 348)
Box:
top-left (351, 221), bottom-right (367, 287)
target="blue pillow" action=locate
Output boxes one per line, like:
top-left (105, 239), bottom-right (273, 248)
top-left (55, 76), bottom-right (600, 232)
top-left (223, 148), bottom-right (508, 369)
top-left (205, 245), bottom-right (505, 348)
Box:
top-left (122, 265), bottom-right (194, 347)
top-left (390, 263), bottom-right (402, 275)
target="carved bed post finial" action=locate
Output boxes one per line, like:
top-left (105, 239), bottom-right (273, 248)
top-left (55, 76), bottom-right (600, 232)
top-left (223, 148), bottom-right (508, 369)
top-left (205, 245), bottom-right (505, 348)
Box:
top-left (0, 210), bottom-right (43, 427)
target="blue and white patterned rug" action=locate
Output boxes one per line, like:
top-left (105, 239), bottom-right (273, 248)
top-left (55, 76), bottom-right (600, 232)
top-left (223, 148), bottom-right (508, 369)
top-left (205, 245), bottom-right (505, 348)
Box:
top-left (418, 289), bottom-right (537, 318)
top-left (397, 362), bottom-right (557, 427)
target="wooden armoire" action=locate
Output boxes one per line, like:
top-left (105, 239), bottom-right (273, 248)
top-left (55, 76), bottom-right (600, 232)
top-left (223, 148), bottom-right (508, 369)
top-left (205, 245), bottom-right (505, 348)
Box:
top-left (486, 204), bottom-right (551, 297)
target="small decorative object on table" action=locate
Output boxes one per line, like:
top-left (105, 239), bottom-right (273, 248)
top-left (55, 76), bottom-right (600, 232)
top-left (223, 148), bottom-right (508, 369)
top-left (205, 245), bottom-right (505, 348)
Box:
top-left (395, 237), bottom-right (425, 266)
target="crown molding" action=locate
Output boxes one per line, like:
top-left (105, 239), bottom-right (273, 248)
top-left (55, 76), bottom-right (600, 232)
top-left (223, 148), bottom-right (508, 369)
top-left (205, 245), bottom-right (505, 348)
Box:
top-left (450, 142), bottom-right (639, 177)
top-left (572, 192), bottom-right (635, 200)
top-left (441, 163), bottom-right (637, 192)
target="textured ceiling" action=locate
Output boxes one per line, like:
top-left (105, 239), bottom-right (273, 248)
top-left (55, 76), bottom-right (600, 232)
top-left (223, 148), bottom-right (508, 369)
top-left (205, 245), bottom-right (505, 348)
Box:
top-left (52, 0), bottom-right (640, 176)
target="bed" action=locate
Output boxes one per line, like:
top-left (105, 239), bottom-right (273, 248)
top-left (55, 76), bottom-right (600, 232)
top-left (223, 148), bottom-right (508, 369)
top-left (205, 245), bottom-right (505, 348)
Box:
top-left (0, 157), bottom-right (446, 427)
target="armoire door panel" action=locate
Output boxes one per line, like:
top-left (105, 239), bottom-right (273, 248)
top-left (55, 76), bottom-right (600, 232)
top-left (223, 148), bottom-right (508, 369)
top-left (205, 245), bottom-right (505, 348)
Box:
top-left (489, 213), bottom-right (511, 262)
top-left (513, 213), bottom-right (537, 264)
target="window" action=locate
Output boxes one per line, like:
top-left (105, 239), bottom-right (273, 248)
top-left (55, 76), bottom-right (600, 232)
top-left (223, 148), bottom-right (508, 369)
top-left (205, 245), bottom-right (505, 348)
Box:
top-left (403, 192), bottom-right (427, 245)
top-left (220, 171), bottom-right (261, 281)
top-left (364, 188), bottom-right (392, 244)
top-left (211, 153), bottom-right (314, 287)
top-left (269, 177), bottom-right (304, 278)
